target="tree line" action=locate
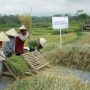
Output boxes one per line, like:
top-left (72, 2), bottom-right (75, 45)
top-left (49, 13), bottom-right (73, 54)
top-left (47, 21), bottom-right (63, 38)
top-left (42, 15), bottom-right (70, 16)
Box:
top-left (0, 12), bottom-right (90, 28)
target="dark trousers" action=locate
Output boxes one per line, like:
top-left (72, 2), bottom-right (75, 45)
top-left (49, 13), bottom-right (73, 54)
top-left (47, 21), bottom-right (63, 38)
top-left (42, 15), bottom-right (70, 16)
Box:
top-left (6, 52), bottom-right (12, 57)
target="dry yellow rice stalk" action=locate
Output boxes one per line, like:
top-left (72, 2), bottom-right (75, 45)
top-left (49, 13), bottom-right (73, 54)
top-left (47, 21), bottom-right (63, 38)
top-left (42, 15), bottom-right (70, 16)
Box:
top-left (19, 14), bottom-right (32, 37)
top-left (43, 45), bottom-right (90, 71)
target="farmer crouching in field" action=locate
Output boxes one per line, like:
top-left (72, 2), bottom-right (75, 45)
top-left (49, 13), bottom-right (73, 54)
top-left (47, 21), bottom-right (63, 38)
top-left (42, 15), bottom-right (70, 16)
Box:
top-left (29, 37), bottom-right (47, 52)
top-left (0, 32), bottom-right (10, 57)
top-left (4, 28), bottom-right (18, 57)
top-left (0, 32), bottom-right (9, 48)
top-left (15, 25), bottom-right (29, 56)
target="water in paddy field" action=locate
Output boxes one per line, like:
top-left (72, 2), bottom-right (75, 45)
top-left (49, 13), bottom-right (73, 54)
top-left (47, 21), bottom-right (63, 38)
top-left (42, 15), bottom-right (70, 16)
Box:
top-left (0, 62), bottom-right (14, 90)
top-left (44, 66), bottom-right (90, 83)
top-left (0, 67), bottom-right (90, 89)
top-left (65, 68), bottom-right (90, 83)
top-left (0, 76), bottom-right (14, 90)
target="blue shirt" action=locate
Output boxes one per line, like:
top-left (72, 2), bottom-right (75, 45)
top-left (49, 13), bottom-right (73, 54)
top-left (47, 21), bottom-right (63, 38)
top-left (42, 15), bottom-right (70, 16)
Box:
top-left (4, 37), bottom-right (15, 56)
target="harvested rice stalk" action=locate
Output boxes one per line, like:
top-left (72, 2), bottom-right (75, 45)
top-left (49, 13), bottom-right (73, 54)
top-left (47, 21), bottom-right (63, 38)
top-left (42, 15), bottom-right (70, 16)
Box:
top-left (6, 55), bottom-right (28, 77)
top-left (7, 75), bottom-right (90, 90)
top-left (19, 14), bottom-right (32, 38)
top-left (43, 46), bottom-right (90, 71)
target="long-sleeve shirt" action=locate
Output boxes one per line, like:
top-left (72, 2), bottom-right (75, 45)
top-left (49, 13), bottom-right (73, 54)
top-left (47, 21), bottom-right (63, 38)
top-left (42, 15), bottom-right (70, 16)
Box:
top-left (29, 39), bottom-right (43, 52)
top-left (15, 31), bottom-right (29, 54)
top-left (18, 31), bottom-right (29, 41)
top-left (4, 38), bottom-right (15, 56)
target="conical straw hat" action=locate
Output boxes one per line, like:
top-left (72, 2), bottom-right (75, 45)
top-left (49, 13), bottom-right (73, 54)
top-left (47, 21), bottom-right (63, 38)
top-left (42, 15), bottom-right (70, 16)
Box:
top-left (6, 28), bottom-right (18, 37)
top-left (0, 32), bottom-right (10, 41)
top-left (39, 37), bottom-right (47, 47)
top-left (19, 25), bottom-right (27, 30)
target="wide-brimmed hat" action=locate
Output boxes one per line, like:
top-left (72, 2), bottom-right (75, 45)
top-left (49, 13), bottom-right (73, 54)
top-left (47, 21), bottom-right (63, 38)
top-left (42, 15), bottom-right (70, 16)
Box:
top-left (0, 32), bottom-right (10, 41)
top-left (39, 37), bottom-right (47, 47)
top-left (6, 28), bottom-right (18, 37)
top-left (19, 25), bottom-right (27, 30)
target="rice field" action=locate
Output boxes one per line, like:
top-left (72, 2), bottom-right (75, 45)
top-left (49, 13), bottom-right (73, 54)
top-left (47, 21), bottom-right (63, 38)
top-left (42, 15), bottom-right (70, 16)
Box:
top-left (7, 74), bottom-right (90, 90)
top-left (25, 30), bottom-right (85, 49)
top-left (5, 31), bottom-right (90, 90)
top-left (2, 27), bottom-right (90, 90)
top-left (43, 45), bottom-right (90, 71)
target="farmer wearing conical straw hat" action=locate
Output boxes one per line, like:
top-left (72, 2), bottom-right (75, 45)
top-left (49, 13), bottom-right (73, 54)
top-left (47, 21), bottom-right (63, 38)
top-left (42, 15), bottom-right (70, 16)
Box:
top-left (15, 25), bottom-right (29, 55)
top-left (0, 32), bottom-right (10, 57)
top-left (4, 28), bottom-right (18, 57)
top-left (0, 32), bottom-right (10, 48)
top-left (29, 37), bottom-right (47, 52)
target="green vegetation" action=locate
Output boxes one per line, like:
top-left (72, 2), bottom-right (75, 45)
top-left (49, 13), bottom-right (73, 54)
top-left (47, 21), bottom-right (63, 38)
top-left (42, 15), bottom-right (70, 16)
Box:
top-left (6, 32), bottom-right (88, 90)
top-left (33, 28), bottom-right (52, 34)
top-left (6, 55), bottom-right (28, 77)
top-left (5, 31), bottom-right (89, 90)
top-left (41, 43), bottom-right (59, 52)
top-left (24, 29), bottom-right (85, 52)
top-left (0, 12), bottom-right (89, 29)
top-left (29, 39), bottom-right (37, 48)
top-left (2, 12), bottom-right (90, 90)
top-left (51, 28), bottom-right (82, 35)
top-left (31, 33), bottom-right (82, 44)
top-left (7, 75), bottom-right (90, 90)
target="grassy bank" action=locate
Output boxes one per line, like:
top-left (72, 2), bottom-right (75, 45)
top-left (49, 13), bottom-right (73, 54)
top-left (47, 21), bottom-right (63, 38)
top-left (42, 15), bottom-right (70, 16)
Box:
top-left (3, 28), bottom-right (87, 90)
top-left (7, 75), bottom-right (90, 90)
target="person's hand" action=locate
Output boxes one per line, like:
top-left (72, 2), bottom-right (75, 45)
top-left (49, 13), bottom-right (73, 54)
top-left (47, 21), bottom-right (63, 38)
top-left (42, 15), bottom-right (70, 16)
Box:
top-left (25, 31), bottom-right (29, 38)
top-left (12, 50), bottom-right (15, 54)
top-left (10, 49), bottom-right (14, 54)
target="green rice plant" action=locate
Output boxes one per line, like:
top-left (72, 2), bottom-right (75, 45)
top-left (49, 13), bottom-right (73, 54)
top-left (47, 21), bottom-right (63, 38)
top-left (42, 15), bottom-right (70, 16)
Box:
top-left (29, 39), bottom-right (38, 48)
top-left (51, 30), bottom-right (70, 35)
top-left (41, 43), bottom-right (59, 53)
top-left (33, 28), bottom-right (52, 34)
top-left (6, 55), bottom-right (28, 77)
top-left (51, 30), bottom-right (60, 35)
top-left (30, 32), bottom-right (83, 52)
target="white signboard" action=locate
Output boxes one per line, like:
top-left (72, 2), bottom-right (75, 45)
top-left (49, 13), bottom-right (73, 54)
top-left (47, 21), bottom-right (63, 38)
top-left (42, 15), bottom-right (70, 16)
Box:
top-left (52, 17), bottom-right (68, 29)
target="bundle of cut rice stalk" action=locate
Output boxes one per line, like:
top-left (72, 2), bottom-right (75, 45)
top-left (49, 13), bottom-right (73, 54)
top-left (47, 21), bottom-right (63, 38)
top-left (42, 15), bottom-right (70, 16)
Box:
top-left (6, 55), bottom-right (28, 77)
top-left (43, 46), bottom-right (90, 71)
top-left (19, 14), bottom-right (32, 37)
